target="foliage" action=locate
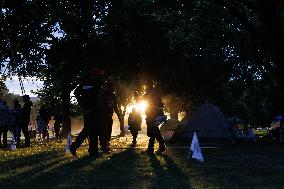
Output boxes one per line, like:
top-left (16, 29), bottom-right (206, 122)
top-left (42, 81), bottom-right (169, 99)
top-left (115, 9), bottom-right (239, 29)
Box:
top-left (0, 0), bottom-right (283, 126)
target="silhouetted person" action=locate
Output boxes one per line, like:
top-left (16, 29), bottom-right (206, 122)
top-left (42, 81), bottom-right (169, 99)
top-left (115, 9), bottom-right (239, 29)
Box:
top-left (128, 108), bottom-right (142, 147)
top-left (37, 107), bottom-right (50, 142)
top-left (102, 81), bottom-right (122, 152)
top-left (143, 80), bottom-right (166, 154)
top-left (0, 100), bottom-right (9, 149)
top-left (70, 68), bottom-right (106, 158)
top-left (18, 95), bottom-right (32, 147)
top-left (11, 99), bottom-right (22, 146)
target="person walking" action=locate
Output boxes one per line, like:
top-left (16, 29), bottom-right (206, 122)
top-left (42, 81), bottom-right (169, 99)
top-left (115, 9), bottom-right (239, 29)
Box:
top-left (70, 68), bottom-right (107, 158)
top-left (143, 80), bottom-right (166, 154)
top-left (128, 108), bottom-right (142, 147)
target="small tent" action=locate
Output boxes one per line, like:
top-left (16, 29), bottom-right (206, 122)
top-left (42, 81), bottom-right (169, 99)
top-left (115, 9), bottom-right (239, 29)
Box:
top-left (171, 103), bottom-right (233, 144)
top-left (160, 119), bottom-right (180, 141)
top-left (160, 119), bottom-right (180, 132)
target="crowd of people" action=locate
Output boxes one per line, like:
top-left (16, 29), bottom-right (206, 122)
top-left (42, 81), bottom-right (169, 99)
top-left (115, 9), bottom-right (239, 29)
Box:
top-left (0, 95), bottom-right (32, 148)
top-left (69, 68), bottom-right (167, 158)
top-left (0, 67), bottom-right (167, 159)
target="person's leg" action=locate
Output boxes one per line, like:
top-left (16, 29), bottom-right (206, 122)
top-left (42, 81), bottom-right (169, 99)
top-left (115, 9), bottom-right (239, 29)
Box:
top-left (146, 119), bottom-right (155, 153)
top-left (72, 127), bottom-right (89, 149)
top-left (133, 130), bottom-right (138, 144)
top-left (89, 132), bottom-right (99, 157)
top-left (153, 126), bottom-right (165, 153)
top-left (97, 117), bottom-right (108, 153)
top-left (147, 137), bottom-right (155, 152)
top-left (16, 126), bottom-right (21, 147)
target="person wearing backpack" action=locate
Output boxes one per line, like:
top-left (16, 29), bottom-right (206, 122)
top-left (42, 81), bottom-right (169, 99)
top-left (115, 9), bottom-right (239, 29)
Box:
top-left (70, 68), bottom-right (106, 158)
top-left (143, 80), bottom-right (166, 154)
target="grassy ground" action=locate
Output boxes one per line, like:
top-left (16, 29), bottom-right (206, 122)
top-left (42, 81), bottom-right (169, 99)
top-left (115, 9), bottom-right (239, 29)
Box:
top-left (0, 134), bottom-right (283, 189)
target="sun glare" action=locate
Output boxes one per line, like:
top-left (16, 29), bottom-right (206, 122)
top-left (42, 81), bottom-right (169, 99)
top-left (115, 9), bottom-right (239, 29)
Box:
top-left (137, 101), bottom-right (147, 113)
top-left (124, 100), bottom-right (148, 114)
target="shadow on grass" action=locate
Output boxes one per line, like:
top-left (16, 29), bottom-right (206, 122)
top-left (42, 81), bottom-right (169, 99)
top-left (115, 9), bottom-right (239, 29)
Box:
top-left (0, 150), bottom-right (65, 170)
top-left (1, 149), bottom-right (139, 189)
top-left (149, 153), bottom-right (192, 189)
top-left (169, 143), bottom-right (284, 189)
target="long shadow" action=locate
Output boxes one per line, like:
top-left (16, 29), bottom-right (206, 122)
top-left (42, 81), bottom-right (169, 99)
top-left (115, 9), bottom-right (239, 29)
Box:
top-left (1, 154), bottom-right (92, 189)
top-left (170, 143), bottom-right (284, 189)
top-left (0, 156), bottom-right (66, 188)
top-left (1, 149), bottom-right (139, 189)
top-left (64, 148), bottom-right (138, 189)
top-left (0, 150), bottom-right (65, 170)
top-left (149, 154), bottom-right (192, 189)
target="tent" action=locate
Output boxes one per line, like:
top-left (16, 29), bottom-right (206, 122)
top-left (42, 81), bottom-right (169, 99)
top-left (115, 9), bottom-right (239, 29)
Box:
top-left (170, 103), bottom-right (233, 144)
top-left (160, 119), bottom-right (180, 132)
top-left (160, 119), bottom-right (180, 141)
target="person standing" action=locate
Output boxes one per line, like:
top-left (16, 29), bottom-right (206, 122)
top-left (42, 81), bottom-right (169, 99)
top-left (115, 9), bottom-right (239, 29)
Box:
top-left (11, 99), bottom-right (22, 147)
top-left (0, 100), bottom-right (9, 149)
top-left (36, 106), bottom-right (51, 142)
top-left (70, 68), bottom-right (106, 158)
top-left (143, 80), bottom-right (166, 154)
top-left (18, 95), bottom-right (32, 147)
top-left (128, 108), bottom-right (142, 147)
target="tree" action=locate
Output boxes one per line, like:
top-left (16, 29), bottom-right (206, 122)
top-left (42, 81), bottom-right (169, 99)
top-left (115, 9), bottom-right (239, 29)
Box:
top-left (1, 0), bottom-right (282, 129)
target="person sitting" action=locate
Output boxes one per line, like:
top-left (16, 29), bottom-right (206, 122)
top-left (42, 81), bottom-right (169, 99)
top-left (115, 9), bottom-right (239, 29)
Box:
top-left (128, 108), bottom-right (142, 147)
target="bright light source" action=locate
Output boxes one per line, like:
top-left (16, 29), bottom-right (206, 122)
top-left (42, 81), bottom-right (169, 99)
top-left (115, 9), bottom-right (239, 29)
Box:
top-left (137, 100), bottom-right (147, 113)
top-left (125, 101), bottom-right (148, 114)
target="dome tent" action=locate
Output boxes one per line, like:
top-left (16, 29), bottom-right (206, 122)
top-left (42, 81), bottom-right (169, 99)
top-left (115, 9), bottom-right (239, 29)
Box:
top-left (171, 103), bottom-right (233, 144)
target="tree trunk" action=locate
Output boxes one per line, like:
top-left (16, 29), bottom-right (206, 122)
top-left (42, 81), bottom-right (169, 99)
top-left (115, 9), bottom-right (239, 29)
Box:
top-left (119, 110), bottom-right (126, 136)
top-left (61, 85), bottom-right (71, 137)
top-left (61, 62), bottom-right (72, 137)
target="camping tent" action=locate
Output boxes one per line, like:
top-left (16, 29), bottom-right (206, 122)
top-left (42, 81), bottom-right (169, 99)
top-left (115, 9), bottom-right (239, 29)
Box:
top-left (171, 103), bottom-right (233, 144)
top-left (160, 119), bottom-right (180, 141)
top-left (160, 119), bottom-right (180, 132)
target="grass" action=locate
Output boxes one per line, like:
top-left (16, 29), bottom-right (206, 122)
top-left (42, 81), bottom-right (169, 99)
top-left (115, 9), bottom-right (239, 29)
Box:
top-left (0, 134), bottom-right (284, 189)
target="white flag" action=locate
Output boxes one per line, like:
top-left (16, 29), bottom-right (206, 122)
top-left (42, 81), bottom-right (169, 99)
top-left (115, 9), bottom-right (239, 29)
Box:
top-left (65, 132), bottom-right (72, 153)
top-left (11, 133), bottom-right (16, 150)
top-left (189, 132), bottom-right (204, 162)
